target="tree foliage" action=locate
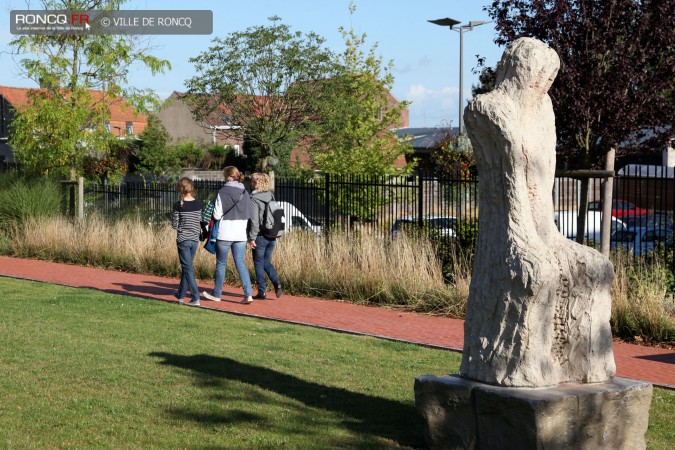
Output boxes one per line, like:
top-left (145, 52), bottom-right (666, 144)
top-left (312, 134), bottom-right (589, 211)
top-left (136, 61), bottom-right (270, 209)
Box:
top-left (10, 89), bottom-right (111, 177)
top-left (133, 114), bottom-right (179, 177)
top-left (300, 3), bottom-right (415, 222)
top-left (430, 129), bottom-right (475, 179)
top-left (486, 0), bottom-right (674, 168)
top-left (305, 4), bottom-right (413, 176)
top-left (186, 16), bottom-right (338, 169)
top-left (9, 0), bottom-right (170, 178)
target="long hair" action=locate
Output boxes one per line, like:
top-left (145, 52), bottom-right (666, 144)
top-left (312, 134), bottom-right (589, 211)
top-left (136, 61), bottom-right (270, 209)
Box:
top-left (251, 172), bottom-right (270, 192)
top-left (176, 177), bottom-right (196, 206)
top-left (223, 166), bottom-right (243, 182)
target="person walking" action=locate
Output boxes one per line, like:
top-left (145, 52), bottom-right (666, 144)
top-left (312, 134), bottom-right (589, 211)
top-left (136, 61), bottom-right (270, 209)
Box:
top-left (203, 166), bottom-right (254, 304)
top-left (172, 177), bottom-right (203, 306)
top-left (248, 172), bottom-right (283, 300)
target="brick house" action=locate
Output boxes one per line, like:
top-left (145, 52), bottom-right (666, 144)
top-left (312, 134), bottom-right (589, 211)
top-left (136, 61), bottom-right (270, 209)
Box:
top-left (0, 85), bottom-right (147, 163)
top-left (155, 92), bottom-right (244, 156)
top-left (157, 90), bottom-right (410, 169)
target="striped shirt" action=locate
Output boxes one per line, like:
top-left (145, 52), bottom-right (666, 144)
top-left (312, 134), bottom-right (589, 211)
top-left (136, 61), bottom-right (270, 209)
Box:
top-left (172, 199), bottom-right (203, 242)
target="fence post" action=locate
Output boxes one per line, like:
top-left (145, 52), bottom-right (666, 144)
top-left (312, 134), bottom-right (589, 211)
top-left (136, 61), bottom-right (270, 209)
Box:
top-left (324, 172), bottom-right (330, 243)
top-left (417, 170), bottom-right (424, 229)
top-left (600, 148), bottom-right (616, 256)
top-left (78, 177), bottom-right (84, 221)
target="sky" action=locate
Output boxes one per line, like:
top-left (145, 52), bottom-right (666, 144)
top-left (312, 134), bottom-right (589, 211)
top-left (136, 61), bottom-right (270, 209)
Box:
top-left (0, 0), bottom-right (505, 128)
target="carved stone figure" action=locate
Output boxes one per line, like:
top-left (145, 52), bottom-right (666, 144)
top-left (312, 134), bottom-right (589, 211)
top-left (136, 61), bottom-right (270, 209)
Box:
top-left (460, 37), bottom-right (615, 387)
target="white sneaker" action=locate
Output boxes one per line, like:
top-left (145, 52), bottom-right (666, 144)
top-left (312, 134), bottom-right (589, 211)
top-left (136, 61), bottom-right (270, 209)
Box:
top-left (242, 296), bottom-right (253, 304)
top-left (202, 291), bottom-right (221, 302)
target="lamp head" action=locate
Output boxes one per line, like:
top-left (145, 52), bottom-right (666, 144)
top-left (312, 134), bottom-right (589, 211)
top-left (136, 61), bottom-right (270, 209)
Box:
top-left (428, 17), bottom-right (461, 27)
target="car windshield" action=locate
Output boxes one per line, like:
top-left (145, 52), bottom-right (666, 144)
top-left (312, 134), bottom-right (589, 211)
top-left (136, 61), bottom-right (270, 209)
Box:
top-left (306, 216), bottom-right (322, 226)
top-left (642, 230), bottom-right (672, 242)
top-left (393, 219), bottom-right (416, 230)
top-left (611, 230), bottom-right (636, 243)
top-left (623, 214), bottom-right (672, 229)
top-left (430, 218), bottom-right (455, 228)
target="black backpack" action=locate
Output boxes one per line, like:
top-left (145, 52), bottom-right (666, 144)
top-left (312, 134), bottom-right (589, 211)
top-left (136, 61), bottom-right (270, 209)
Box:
top-left (260, 198), bottom-right (286, 239)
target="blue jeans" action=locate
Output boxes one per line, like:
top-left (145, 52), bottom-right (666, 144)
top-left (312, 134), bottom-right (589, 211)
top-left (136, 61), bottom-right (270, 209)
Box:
top-left (177, 240), bottom-right (200, 301)
top-left (252, 235), bottom-right (279, 295)
top-left (213, 240), bottom-right (252, 298)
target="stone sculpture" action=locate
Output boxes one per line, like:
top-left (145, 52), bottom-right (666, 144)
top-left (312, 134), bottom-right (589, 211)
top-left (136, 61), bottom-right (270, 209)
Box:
top-left (460, 37), bottom-right (616, 387)
top-left (415, 37), bottom-right (652, 449)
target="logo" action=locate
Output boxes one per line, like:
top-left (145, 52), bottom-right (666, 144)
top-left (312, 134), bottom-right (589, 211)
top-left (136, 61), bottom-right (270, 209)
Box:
top-left (14, 13), bottom-right (89, 27)
top-left (11, 11), bottom-right (91, 34)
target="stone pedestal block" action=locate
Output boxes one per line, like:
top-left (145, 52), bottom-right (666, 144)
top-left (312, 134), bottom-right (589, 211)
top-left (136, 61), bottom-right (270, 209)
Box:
top-left (415, 374), bottom-right (652, 450)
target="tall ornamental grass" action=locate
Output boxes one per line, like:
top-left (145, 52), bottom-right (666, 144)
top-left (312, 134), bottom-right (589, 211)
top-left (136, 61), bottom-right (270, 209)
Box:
top-left (7, 213), bottom-right (674, 343)
top-left (611, 252), bottom-right (675, 344)
top-left (9, 215), bottom-right (468, 316)
top-left (0, 176), bottom-right (63, 231)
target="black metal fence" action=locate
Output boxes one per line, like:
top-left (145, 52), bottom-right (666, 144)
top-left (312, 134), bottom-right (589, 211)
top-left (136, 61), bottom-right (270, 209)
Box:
top-left (554, 166), bottom-right (675, 262)
top-left (84, 172), bottom-right (480, 237)
top-left (82, 166), bottom-right (675, 264)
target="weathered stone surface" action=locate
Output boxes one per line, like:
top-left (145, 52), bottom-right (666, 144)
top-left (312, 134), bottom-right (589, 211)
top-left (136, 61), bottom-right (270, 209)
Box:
top-left (461, 37), bottom-right (615, 387)
top-left (415, 375), bottom-right (653, 450)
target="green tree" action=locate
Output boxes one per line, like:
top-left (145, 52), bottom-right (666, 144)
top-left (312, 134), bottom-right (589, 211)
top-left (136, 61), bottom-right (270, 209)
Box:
top-left (306, 3), bottom-right (413, 177)
top-left (9, 0), bottom-right (170, 178)
top-left (303, 3), bottom-right (414, 223)
top-left (133, 114), bottom-right (179, 177)
top-left (185, 16), bottom-right (338, 171)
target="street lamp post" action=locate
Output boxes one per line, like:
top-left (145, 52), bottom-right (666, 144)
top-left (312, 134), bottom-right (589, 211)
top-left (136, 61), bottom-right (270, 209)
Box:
top-left (428, 18), bottom-right (491, 134)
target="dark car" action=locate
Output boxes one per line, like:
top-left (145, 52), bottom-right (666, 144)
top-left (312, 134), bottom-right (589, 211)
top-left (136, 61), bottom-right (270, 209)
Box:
top-left (620, 213), bottom-right (673, 232)
top-left (392, 215), bottom-right (456, 238)
top-left (611, 227), bottom-right (673, 256)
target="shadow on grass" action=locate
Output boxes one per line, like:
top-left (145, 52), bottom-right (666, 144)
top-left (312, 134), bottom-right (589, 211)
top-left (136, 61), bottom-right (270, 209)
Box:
top-left (149, 352), bottom-right (426, 448)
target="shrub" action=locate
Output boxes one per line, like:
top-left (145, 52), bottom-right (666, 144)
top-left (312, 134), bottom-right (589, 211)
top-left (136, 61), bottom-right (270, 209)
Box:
top-left (0, 177), bottom-right (63, 232)
top-left (173, 141), bottom-right (204, 168)
top-left (206, 144), bottom-right (232, 158)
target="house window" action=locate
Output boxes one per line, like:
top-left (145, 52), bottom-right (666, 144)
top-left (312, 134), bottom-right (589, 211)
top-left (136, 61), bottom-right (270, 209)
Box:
top-left (233, 144), bottom-right (241, 156)
top-left (125, 122), bottom-right (134, 135)
top-left (105, 121), bottom-right (111, 132)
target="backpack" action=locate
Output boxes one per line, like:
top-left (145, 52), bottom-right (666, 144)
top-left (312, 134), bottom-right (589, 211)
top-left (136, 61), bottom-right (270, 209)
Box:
top-left (260, 198), bottom-right (286, 239)
top-left (201, 199), bottom-right (215, 224)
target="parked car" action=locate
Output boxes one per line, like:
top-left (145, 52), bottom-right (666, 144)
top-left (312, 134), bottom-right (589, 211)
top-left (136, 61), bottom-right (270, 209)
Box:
top-left (587, 199), bottom-right (648, 218)
top-left (276, 201), bottom-right (323, 235)
top-left (391, 215), bottom-right (456, 238)
top-left (610, 226), bottom-right (673, 256)
top-left (555, 211), bottom-right (626, 244)
top-left (620, 213), bottom-right (673, 232)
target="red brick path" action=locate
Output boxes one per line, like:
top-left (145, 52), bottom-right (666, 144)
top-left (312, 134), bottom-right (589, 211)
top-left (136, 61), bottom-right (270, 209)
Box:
top-left (1, 256), bottom-right (673, 389)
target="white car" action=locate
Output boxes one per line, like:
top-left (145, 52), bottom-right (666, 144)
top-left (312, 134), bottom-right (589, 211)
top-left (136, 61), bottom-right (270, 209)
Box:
top-left (276, 201), bottom-right (323, 235)
top-left (554, 211), bottom-right (625, 244)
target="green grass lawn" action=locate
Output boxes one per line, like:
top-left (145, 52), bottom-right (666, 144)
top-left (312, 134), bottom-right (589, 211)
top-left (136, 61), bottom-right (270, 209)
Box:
top-left (0, 277), bottom-right (673, 449)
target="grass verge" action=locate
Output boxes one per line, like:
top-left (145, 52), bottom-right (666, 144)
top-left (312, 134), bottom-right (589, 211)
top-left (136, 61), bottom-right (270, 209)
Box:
top-left (0, 277), bottom-right (673, 449)
top-left (0, 277), bottom-right (457, 448)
